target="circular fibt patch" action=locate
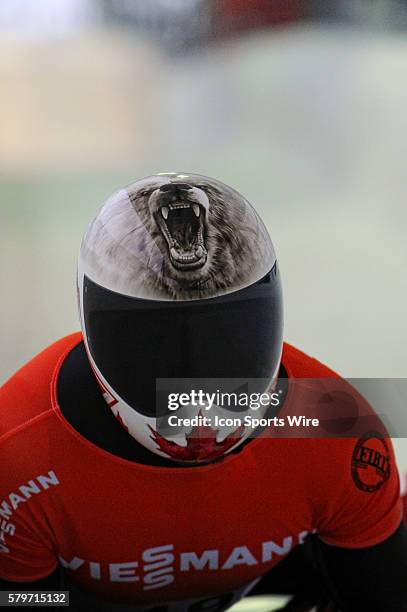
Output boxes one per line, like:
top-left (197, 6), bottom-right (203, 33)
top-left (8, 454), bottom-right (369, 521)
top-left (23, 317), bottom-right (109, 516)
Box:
top-left (351, 431), bottom-right (391, 493)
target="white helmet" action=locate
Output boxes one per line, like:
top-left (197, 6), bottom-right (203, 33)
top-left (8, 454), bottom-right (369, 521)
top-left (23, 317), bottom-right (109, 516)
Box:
top-left (78, 173), bottom-right (283, 464)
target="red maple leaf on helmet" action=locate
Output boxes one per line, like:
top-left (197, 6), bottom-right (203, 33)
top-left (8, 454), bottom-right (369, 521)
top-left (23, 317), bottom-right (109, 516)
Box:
top-left (149, 421), bottom-right (245, 462)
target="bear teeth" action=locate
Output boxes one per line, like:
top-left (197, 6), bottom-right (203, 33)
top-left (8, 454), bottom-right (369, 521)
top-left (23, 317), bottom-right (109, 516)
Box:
top-left (193, 204), bottom-right (200, 217)
top-left (168, 203), bottom-right (190, 210)
top-left (161, 206), bottom-right (169, 220)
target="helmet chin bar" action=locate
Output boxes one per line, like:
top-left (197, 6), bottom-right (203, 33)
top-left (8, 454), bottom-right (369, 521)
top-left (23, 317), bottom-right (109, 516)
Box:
top-left (80, 339), bottom-right (281, 465)
top-left (84, 358), bottom-right (248, 465)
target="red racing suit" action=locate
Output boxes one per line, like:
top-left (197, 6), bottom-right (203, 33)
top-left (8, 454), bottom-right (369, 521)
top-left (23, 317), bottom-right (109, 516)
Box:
top-left (0, 334), bottom-right (402, 610)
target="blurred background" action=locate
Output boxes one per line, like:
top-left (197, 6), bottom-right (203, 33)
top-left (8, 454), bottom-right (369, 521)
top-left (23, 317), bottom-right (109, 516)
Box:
top-left (2, 0), bottom-right (407, 383)
top-left (0, 1), bottom-right (406, 609)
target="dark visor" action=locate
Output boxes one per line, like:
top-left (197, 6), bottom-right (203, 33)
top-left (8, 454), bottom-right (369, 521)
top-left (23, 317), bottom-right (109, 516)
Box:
top-left (83, 264), bottom-right (283, 417)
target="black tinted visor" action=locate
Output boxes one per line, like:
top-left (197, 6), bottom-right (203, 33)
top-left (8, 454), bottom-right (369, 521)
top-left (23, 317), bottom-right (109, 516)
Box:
top-left (84, 265), bottom-right (283, 417)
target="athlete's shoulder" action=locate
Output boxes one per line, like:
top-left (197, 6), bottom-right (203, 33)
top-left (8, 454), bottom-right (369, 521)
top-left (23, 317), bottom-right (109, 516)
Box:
top-left (0, 332), bottom-right (82, 441)
top-left (282, 342), bottom-right (340, 378)
top-left (279, 343), bottom-right (402, 548)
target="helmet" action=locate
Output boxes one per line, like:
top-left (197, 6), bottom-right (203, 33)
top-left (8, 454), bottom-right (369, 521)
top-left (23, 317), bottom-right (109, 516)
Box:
top-left (78, 172), bottom-right (283, 464)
